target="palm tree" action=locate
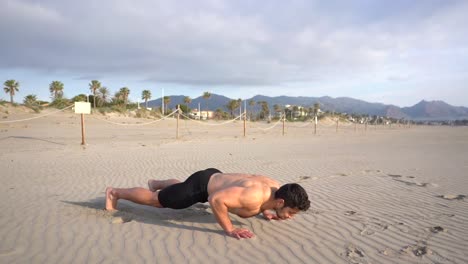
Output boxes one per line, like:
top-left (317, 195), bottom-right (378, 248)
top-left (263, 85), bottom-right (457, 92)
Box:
top-left (112, 91), bottom-right (123, 105)
top-left (226, 99), bottom-right (239, 118)
top-left (163, 96), bottom-right (171, 114)
top-left (202, 91), bottom-right (211, 119)
top-left (89, 80), bottom-right (101, 108)
top-left (184, 96), bottom-right (191, 113)
top-left (119, 87), bottom-right (130, 107)
top-left (141, 90), bottom-right (152, 108)
top-left (258, 101), bottom-right (269, 120)
top-left (249, 99), bottom-right (255, 120)
top-left (24, 94), bottom-right (38, 106)
top-left (98, 87), bottom-right (110, 107)
top-left (214, 108), bottom-right (224, 119)
top-left (49, 81), bottom-right (64, 99)
top-left (3, 79), bottom-right (19, 104)
top-left (273, 104), bottom-right (282, 113)
top-left (236, 98), bottom-right (242, 116)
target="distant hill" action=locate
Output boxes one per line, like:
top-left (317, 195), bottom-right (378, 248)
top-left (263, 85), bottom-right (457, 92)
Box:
top-left (146, 94), bottom-right (468, 120)
top-left (147, 94), bottom-right (232, 111)
top-left (401, 100), bottom-right (468, 120)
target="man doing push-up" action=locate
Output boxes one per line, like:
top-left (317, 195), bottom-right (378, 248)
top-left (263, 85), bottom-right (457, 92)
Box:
top-left (106, 168), bottom-right (310, 239)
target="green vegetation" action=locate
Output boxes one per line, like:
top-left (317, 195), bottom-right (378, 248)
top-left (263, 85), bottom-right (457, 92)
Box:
top-left (23, 94), bottom-right (43, 113)
top-left (49, 81), bottom-right (64, 99)
top-left (142, 90), bottom-right (152, 108)
top-left (183, 96), bottom-right (191, 113)
top-left (179, 104), bottom-right (189, 114)
top-left (50, 98), bottom-right (71, 109)
top-left (202, 91), bottom-right (211, 119)
top-left (72, 94), bottom-right (88, 102)
top-left (3, 79), bottom-right (20, 104)
top-left (163, 96), bottom-right (170, 114)
top-left (2, 79), bottom-right (419, 125)
top-left (89, 80), bottom-right (101, 108)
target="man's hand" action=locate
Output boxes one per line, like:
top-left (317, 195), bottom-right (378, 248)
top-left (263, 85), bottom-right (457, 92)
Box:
top-left (227, 228), bottom-right (255, 239)
top-left (263, 210), bottom-right (280, 221)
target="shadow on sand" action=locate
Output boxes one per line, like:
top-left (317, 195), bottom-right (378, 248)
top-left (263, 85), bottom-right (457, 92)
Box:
top-left (61, 197), bottom-right (243, 236)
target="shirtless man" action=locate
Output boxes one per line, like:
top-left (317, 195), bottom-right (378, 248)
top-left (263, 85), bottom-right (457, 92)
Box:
top-left (105, 168), bottom-right (310, 239)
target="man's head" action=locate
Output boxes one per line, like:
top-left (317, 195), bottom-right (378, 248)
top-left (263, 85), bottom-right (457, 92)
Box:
top-left (274, 183), bottom-right (310, 219)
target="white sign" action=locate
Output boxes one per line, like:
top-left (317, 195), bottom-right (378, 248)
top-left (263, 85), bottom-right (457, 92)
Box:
top-left (74, 102), bottom-right (91, 114)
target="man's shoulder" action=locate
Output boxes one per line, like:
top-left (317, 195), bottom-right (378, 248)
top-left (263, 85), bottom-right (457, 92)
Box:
top-left (250, 175), bottom-right (280, 188)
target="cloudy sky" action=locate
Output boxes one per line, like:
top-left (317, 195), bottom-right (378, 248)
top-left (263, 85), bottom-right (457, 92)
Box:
top-left (1, 0), bottom-right (467, 107)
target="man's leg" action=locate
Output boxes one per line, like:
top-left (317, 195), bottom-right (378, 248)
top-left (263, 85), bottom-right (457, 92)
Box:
top-left (148, 179), bottom-right (181, 192)
top-left (105, 187), bottom-right (163, 211)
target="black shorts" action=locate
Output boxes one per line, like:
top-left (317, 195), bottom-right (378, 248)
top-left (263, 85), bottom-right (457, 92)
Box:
top-left (158, 168), bottom-right (222, 209)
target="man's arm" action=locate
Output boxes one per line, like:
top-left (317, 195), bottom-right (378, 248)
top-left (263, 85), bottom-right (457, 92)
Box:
top-left (208, 186), bottom-right (260, 239)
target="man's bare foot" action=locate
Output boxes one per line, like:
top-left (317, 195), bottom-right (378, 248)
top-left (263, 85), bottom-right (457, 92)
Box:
top-left (105, 187), bottom-right (118, 211)
top-left (148, 180), bottom-right (159, 192)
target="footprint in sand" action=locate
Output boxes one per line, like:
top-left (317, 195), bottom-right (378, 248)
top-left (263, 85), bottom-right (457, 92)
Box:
top-left (296, 176), bottom-right (311, 182)
top-left (401, 243), bottom-right (431, 257)
top-left (387, 174), bottom-right (438, 188)
top-left (437, 194), bottom-right (466, 200)
top-left (306, 209), bottom-right (324, 215)
top-left (344, 211), bottom-right (356, 216)
top-left (343, 245), bottom-right (368, 264)
top-left (111, 216), bottom-right (132, 224)
top-left (380, 247), bottom-right (398, 257)
top-left (392, 178), bottom-right (430, 187)
top-left (429, 226), bottom-right (445, 234)
top-left (364, 169), bottom-right (382, 174)
top-left (359, 217), bottom-right (391, 236)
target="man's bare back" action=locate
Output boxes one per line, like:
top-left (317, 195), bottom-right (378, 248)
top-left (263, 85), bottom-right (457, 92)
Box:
top-left (106, 168), bottom-right (310, 239)
top-left (208, 173), bottom-right (280, 217)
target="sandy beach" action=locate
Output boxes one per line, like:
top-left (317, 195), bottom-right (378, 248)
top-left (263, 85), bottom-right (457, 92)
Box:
top-left (1, 107), bottom-right (467, 263)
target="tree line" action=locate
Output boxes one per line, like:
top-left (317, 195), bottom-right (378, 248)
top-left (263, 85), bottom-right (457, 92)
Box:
top-left (4, 79), bottom-right (347, 122)
top-left (2, 79), bottom-right (245, 119)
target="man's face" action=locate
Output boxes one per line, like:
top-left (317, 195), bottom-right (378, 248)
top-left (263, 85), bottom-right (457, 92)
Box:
top-left (275, 206), bottom-right (300, 220)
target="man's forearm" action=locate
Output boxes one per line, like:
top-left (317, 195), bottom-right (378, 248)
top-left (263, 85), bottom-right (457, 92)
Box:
top-left (209, 199), bottom-right (234, 233)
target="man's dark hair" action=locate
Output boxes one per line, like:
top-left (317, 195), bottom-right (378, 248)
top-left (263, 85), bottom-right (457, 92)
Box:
top-left (275, 183), bottom-right (310, 211)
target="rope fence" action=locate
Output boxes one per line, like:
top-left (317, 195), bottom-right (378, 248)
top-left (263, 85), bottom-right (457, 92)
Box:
top-left (0, 106), bottom-right (413, 144)
top-left (90, 109), bottom-right (179, 126)
top-left (178, 112), bottom-right (244, 126)
top-left (248, 113), bottom-right (284, 131)
top-left (0, 104), bottom-right (74, 123)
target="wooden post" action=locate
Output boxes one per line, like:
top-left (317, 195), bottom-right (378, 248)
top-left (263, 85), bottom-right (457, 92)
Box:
top-left (365, 122), bottom-right (368, 131)
top-left (336, 119), bottom-right (339, 132)
top-left (282, 113), bottom-right (285, 136)
top-left (314, 115), bottom-right (317, 135)
top-left (176, 105), bottom-right (180, 139)
top-left (80, 113), bottom-right (86, 145)
top-left (243, 110), bottom-right (246, 137)
top-left (354, 122), bottom-right (357, 132)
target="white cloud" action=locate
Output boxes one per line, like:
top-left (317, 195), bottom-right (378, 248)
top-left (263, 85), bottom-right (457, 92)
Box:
top-left (0, 0), bottom-right (63, 23)
top-left (0, 0), bottom-right (467, 106)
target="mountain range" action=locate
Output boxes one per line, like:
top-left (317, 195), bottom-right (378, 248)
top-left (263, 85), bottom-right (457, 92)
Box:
top-left (145, 94), bottom-right (468, 121)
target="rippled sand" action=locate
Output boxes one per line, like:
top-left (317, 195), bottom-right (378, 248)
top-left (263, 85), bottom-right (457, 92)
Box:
top-left (1, 110), bottom-right (467, 263)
